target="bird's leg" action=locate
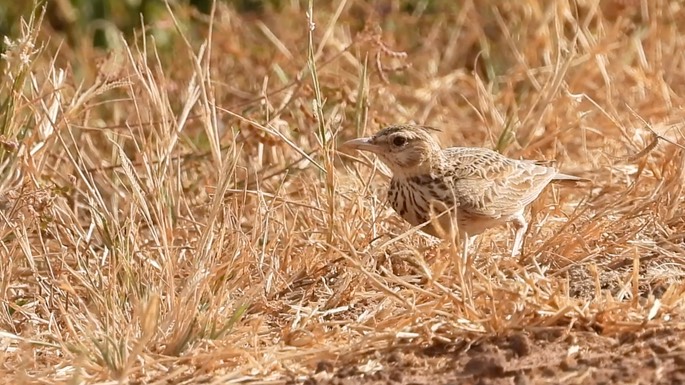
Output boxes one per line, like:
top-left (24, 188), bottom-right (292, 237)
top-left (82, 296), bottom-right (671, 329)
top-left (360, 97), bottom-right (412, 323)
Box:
top-left (461, 231), bottom-right (473, 267)
top-left (511, 213), bottom-right (528, 258)
top-left (458, 231), bottom-right (475, 306)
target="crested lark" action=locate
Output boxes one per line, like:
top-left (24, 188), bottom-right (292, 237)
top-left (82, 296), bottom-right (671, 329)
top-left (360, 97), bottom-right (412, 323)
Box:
top-left (341, 124), bottom-right (583, 259)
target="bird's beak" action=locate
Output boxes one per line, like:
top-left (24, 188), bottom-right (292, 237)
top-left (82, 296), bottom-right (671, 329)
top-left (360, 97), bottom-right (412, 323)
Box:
top-left (340, 137), bottom-right (379, 153)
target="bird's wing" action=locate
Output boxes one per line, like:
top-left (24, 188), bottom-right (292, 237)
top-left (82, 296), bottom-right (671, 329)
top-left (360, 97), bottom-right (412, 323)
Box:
top-left (443, 148), bottom-right (558, 217)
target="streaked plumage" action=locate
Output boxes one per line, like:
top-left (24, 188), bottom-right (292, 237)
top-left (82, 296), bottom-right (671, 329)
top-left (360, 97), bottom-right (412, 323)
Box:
top-left (342, 124), bottom-right (584, 257)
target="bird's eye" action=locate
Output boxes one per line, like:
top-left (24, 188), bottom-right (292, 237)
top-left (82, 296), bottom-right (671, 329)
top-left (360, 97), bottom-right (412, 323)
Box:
top-left (392, 136), bottom-right (407, 147)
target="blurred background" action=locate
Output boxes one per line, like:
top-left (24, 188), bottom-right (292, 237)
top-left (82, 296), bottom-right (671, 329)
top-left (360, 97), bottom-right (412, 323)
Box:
top-left (0, 0), bottom-right (280, 48)
top-left (0, 0), bottom-right (444, 48)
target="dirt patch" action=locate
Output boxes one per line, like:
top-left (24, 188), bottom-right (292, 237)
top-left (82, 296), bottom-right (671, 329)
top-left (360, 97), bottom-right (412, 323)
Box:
top-left (299, 328), bottom-right (685, 385)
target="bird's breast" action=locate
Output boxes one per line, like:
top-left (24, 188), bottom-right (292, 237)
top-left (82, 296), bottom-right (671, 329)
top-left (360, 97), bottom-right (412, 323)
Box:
top-left (388, 175), bottom-right (457, 232)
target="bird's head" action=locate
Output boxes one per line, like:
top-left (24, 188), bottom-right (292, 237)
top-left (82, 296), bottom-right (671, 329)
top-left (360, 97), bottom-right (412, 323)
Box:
top-left (341, 125), bottom-right (443, 177)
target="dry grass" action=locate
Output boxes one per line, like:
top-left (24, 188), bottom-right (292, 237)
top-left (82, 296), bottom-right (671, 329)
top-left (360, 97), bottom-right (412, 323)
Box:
top-left (2, 0), bottom-right (685, 383)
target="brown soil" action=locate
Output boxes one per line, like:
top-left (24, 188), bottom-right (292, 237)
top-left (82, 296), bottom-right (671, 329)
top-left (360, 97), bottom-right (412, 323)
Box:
top-left (298, 328), bottom-right (685, 385)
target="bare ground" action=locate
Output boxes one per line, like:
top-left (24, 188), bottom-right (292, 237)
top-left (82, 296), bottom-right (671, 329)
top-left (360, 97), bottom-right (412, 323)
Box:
top-left (299, 327), bottom-right (685, 385)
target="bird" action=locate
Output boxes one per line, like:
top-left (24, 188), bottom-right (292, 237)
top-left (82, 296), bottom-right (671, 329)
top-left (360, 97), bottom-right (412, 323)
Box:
top-left (340, 124), bottom-right (584, 260)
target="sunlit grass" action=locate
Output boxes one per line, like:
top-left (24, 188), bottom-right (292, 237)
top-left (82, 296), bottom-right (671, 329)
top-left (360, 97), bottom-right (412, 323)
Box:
top-left (2, 0), bottom-right (685, 383)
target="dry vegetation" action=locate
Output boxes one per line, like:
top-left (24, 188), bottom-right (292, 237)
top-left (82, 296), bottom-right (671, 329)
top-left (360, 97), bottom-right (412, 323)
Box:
top-left (2, 0), bottom-right (685, 384)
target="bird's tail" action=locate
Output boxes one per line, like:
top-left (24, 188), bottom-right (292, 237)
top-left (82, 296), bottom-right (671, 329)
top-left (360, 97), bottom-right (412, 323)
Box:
top-left (552, 172), bottom-right (591, 183)
top-left (529, 160), bottom-right (590, 183)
